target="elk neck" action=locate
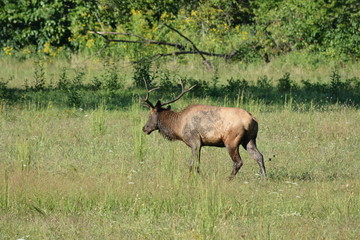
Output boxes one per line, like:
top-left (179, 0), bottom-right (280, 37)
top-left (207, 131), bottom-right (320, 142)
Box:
top-left (157, 109), bottom-right (181, 141)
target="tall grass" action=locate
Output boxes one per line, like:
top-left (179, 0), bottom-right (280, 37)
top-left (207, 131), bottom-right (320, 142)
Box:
top-left (0, 99), bottom-right (359, 239)
top-left (0, 55), bottom-right (359, 239)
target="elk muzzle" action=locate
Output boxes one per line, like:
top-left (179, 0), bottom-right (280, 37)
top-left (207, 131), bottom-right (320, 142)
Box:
top-left (142, 125), bottom-right (154, 135)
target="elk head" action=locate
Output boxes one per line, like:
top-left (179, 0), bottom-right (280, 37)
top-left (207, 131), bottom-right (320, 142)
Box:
top-left (142, 80), bottom-right (195, 135)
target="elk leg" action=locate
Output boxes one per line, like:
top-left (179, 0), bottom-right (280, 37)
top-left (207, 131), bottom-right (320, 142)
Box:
top-left (226, 145), bottom-right (243, 180)
top-left (189, 142), bottom-right (201, 173)
top-left (246, 139), bottom-right (266, 178)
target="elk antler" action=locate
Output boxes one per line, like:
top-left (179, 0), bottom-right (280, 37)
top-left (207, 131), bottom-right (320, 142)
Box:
top-left (160, 80), bottom-right (196, 107)
top-left (142, 79), bottom-right (159, 108)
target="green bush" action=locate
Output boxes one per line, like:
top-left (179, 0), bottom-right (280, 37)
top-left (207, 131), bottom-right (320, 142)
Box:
top-left (0, 0), bottom-right (358, 61)
top-left (132, 60), bottom-right (154, 88)
top-left (0, 0), bottom-right (118, 54)
top-left (33, 61), bottom-right (46, 91)
top-left (253, 0), bottom-right (360, 59)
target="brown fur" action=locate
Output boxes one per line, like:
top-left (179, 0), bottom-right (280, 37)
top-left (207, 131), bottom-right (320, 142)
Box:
top-left (143, 104), bottom-right (266, 179)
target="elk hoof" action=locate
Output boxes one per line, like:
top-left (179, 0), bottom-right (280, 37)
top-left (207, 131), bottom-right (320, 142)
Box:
top-left (227, 175), bottom-right (235, 181)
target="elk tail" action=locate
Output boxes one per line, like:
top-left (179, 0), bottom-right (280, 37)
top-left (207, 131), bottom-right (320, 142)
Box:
top-left (251, 115), bottom-right (259, 123)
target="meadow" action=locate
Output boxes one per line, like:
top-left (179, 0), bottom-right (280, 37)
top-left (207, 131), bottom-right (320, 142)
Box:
top-left (0, 56), bottom-right (359, 239)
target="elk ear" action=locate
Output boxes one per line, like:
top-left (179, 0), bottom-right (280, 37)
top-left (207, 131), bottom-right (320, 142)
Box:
top-left (154, 100), bottom-right (162, 109)
top-left (166, 105), bottom-right (171, 110)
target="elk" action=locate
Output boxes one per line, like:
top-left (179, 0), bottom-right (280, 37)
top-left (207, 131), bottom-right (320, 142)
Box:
top-left (142, 81), bottom-right (266, 179)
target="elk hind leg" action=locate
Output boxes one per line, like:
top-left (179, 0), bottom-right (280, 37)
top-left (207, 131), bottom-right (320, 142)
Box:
top-left (246, 139), bottom-right (266, 178)
top-left (226, 145), bottom-right (243, 180)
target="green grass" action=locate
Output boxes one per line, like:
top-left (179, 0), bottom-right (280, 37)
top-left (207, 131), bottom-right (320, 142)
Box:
top-left (0, 100), bottom-right (359, 239)
top-left (0, 55), bottom-right (359, 239)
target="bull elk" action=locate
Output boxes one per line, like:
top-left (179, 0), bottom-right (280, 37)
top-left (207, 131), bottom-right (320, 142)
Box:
top-left (142, 81), bottom-right (266, 179)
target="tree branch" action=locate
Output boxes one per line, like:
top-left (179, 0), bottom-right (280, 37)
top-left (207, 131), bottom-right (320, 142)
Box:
top-left (90, 31), bottom-right (186, 50)
top-left (162, 23), bottom-right (213, 69)
top-left (134, 51), bottom-right (233, 64)
top-left (89, 29), bottom-right (238, 65)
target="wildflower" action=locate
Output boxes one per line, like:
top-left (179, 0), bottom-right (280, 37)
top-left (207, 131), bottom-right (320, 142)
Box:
top-left (160, 12), bottom-right (169, 20)
top-left (86, 39), bottom-right (95, 48)
top-left (57, 46), bottom-right (63, 54)
top-left (22, 48), bottom-right (32, 55)
top-left (130, 9), bottom-right (141, 16)
top-left (3, 46), bottom-right (14, 55)
top-left (43, 42), bottom-right (51, 54)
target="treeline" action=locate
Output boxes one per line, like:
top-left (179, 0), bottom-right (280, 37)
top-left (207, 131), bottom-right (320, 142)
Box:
top-left (1, 0), bottom-right (359, 61)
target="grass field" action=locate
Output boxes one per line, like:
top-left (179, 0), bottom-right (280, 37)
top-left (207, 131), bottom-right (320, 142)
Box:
top-left (0, 56), bottom-right (359, 239)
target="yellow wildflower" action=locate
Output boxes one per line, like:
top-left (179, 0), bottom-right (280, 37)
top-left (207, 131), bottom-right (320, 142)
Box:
top-left (3, 46), bottom-right (14, 55)
top-left (22, 48), bottom-right (32, 55)
top-left (86, 39), bottom-right (95, 48)
top-left (43, 42), bottom-right (51, 54)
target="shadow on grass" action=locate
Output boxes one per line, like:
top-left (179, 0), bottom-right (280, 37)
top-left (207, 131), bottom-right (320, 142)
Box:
top-left (154, 71), bottom-right (360, 109)
top-left (0, 84), bottom-right (142, 110)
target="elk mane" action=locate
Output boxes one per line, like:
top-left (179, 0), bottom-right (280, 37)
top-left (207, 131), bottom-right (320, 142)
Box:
top-left (157, 110), bottom-right (181, 141)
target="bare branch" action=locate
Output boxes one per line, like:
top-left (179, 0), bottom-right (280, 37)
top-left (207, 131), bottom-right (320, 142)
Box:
top-left (90, 31), bottom-right (186, 50)
top-left (89, 29), bottom-right (238, 65)
top-left (162, 23), bottom-right (213, 69)
top-left (94, 12), bottom-right (105, 33)
top-left (133, 51), bottom-right (231, 64)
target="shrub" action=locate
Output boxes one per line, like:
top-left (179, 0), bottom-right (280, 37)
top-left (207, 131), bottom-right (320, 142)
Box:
top-left (102, 61), bottom-right (124, 91)
top-left (225, 77), bottom-right (249, 96)
top-left (277, 72), bottom-right (294, 93)
top-left (33, 61), bottom-right (46, 91)
top-left (57, 68), bottom-right (70, 90)
top-left (132, 60), bottom-right (154, 88)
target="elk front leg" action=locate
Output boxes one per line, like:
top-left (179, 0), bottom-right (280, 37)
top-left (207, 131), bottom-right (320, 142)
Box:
top-left (189, 142), bottom-right (201, 173)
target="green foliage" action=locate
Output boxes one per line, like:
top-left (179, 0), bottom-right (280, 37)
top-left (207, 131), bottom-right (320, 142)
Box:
top-left (33, 61), bottom-right (46, 91)
top-left (132, 60), bottom-right (154, 88)
top-left (1, 0), bottom-right (358, 61)
top-left (0, 0), bottom-right (118, 54)
top-left (0, 78), bottom-right (9, 98)
top-left (330, 70), bottom-right (344, 95)
top-left (72, 68), bottom-right (86, 88)
top-left (277, 72), bottom-right (294, 93)
top-left (1, 60), bottom-right (360, 109)
top-left (57, 67), bottom-right (70, 90)
top-left (66, 88), bottom-right (82, 107)
top-left (1, 0), bottom-right (77, 49)
top-left (253, 0), bottom-right (360, 59)
top-left (101, 60), bottom-right (124, 91)
top-left (225, 77), bottom-right (249, 95)
top-left (257, 75), bottom-right (272, 90)
top-left (157, 70), bottom-right (179, 94)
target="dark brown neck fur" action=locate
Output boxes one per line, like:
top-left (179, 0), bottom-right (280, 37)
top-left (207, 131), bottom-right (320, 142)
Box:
top-left (157, 110), bottom-right (180, 141)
